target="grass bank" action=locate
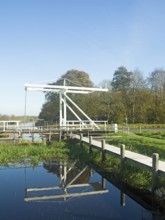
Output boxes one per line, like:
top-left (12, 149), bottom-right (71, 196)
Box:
top-left (67, 139), bottom-right (152, 189)
top-left (67, 139), bottom-right (165, 213)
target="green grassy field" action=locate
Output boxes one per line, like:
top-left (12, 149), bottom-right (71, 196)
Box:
top-left (135, 130), bottom-right (165, 140)
top-left (105, 131), bottom-right (165, 161)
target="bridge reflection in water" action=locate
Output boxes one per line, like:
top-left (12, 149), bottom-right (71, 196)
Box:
top-left (24, 160), bottom-right (109, 202)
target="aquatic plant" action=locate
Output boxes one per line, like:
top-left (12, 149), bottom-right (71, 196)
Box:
top-left (0, 142), bottom-right (69, 166)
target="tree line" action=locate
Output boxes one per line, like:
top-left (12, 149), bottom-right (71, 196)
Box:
top-left (38, 67), bottom-right (165, 124)
top-left (0, 115), bottom-right (37, 122)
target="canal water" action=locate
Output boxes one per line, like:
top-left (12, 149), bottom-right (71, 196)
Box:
top-left (0, 160), bottom-right (160, 220)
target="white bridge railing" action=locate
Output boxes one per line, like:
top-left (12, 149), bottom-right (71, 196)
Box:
top-left (0, 120), bottom-right (108, 133)
top-left (65, 120), bottom-right (108, 131)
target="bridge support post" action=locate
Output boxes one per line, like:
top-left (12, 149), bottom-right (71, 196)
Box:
top-left (48, 131), bottom-right (52, 141)
top-left (32, 133), bottom-right (34, 143)
top-left (80, 133), bottom-right (83, 146)
top-left (69, 130), bottom-right (73, 138)
top-left (89, 136), bottom-right (93, 153)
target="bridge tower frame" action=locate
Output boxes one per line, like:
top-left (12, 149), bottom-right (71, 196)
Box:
top-left (25, 79), bottom-right (108, 130)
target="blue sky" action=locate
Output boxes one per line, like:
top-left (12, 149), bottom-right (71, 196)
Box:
top-left (0, 0), bottom-right (165, 116)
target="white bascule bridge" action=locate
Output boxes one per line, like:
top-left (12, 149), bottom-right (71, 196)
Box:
top-left (24, 79), bottom-right (108, 130)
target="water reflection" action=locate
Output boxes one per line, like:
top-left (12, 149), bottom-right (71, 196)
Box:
top-left (0, 161), bottom-right (161, 220)
top-left (25, 161), bottom-right (108, 202)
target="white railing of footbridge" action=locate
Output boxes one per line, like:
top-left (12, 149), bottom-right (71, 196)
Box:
top-left (0, 120), bottom-right (108, 133)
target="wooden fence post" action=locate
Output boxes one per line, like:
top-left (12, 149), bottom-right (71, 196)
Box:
top-left (120, 144), bottom-right (126, 206)
top-left (152, 153), bottom-right (159, 191)
top-left (120, 144), bottom-right (125, 171)
top-left (120, 144), bottom-right (125, 162)
top-left (101, 139), bottom-right (106, 163)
